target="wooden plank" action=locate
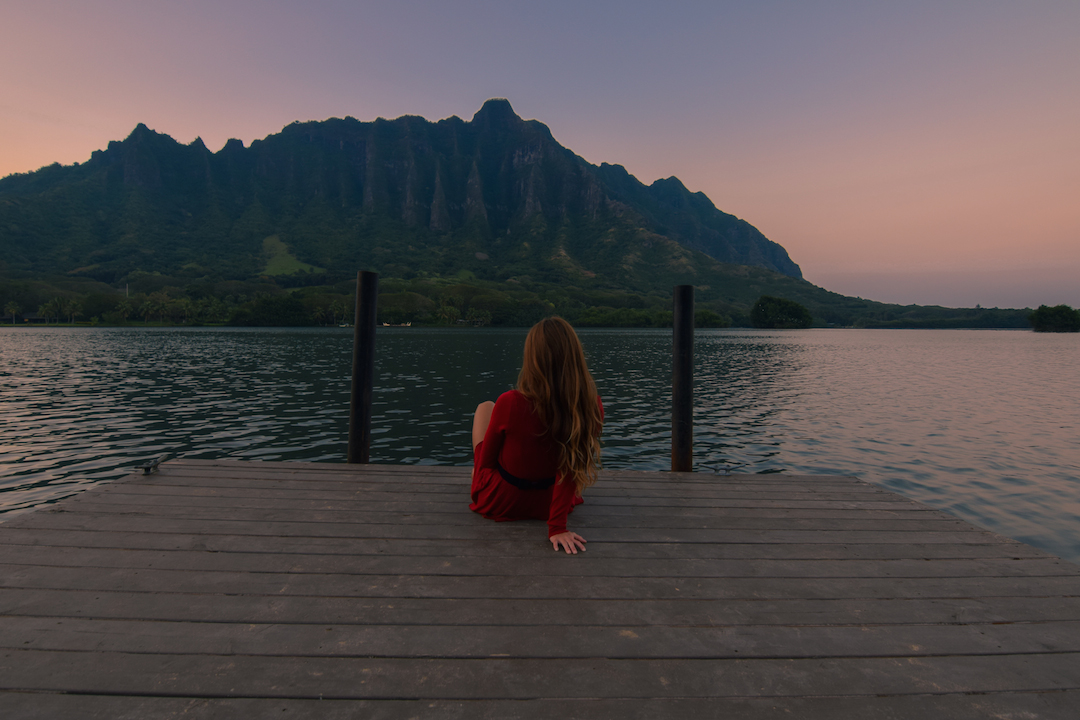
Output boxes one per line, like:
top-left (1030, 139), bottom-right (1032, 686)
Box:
top-left (73, 490), bottom-right (942, 517)
top-left (38, 502), bottom-right (975, 532)
top-left (5, 692), bottom-right (1080, 720)
top-left (57, 490), bottom-right (942, 516)
top-left (5, 616), bottom-right (1080, 659)
top-left (117, 462), bottom-right (895, 489)
top-left (2, 650), bottom-right (1079, 698)
top-left (86, 475), bottom-right (904, 503)
top-left (171, 458), bottom-right (462, 472)
top-left (165, 459), bottom-right (879, 491)
top-left (153, 461), bottom-right (894, 498)
top-left (83, 483), bottom-right (934, 510)
top-left (4, 563), bottom-right (1079, 600)
top-left (1, 545), bottom-right (1075, 580)
top-left (137, 468), bottom-right (879, 493)
top-left (152, 472), bottom-right (896, 495)
top-left (0, 513), bottom-right (1010, 544)
top-left (0, 528), bottom-right (1044, 559)
top-left (6, 588), bottom-right (1080, 627)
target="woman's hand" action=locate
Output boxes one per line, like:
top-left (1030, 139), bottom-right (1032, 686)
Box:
top-left (550, 531), bottom-right (587, 554)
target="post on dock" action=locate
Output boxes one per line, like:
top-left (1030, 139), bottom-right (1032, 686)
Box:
top-left (348, 271), bottom-right (379, 463)
top-left (672, 284), bottom-right (694, 472)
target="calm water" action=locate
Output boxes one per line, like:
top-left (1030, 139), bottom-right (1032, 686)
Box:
top-left (1, 327), bottom-right (1077, 562)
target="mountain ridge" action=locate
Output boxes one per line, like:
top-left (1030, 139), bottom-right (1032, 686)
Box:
top-left (0, 100), bottom-right (1034, 329)
top-left (0, 99), bottom-right (800, 287)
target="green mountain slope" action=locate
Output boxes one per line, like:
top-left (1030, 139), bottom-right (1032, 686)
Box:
top-left (0, 100), bottom-right (798, 286)
top-left (0, 100), bottom-right (1031, 328)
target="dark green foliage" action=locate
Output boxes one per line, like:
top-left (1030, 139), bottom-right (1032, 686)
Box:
top-left (4, 300), bottom-right (19, 324)
top-left (377, 292), bottom-right (437, 323)
top-left (229, 295), bottom-right (313, 327)
top-left (0, 270), bottom-right (1037, 329)
top-left (0, 100), bottom-right (801, 294)
top-left (573, 307), bottom-right (672, 327)
top-left (695, 309), bottom-right (730, 328)
top-left (0, 100), bottom-right (1039, 329)
top-left (594, 166), bottom-right (801, 277)
top-left (851, 308), bottom-right (1032, 329)
top-left (1029, 304), bottom-right (1080, 332)
top-left (81, 292), bottom-right (123, 319)
top-left (751, 295), bottom-right (812, 329)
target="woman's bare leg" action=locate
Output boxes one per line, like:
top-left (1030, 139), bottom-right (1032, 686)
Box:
top-left (472, 401), bottom-right (495, 450)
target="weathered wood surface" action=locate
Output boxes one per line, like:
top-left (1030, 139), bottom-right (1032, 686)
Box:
top-left (1, 459), bottom-right (1078, 719)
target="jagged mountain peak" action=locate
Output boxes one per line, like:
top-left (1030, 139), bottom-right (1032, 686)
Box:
top-left (124, 123), bottom-right (161, 143)
top-left (0, 101), bottom-right (803, 285)
top-left (472, 98), bottom-right (519, 124)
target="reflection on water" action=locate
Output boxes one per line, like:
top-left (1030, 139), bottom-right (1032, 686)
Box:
top-left (1, 327), bottom-right (1078, 562)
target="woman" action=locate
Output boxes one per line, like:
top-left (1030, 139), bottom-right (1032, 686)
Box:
top-left (470, 317), bottom-right (603, 554)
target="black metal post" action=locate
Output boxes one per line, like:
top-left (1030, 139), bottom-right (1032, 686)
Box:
top-left (348, 271), bottom-right (379, 463)
top-left (672, 285), bottom-right (694, 472)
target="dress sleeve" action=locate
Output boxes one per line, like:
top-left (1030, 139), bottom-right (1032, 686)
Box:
top-left (547, 476), bottom-right (578, 537)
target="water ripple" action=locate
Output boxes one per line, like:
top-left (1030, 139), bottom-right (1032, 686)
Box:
top-left (1, 326), bottom-right (1078, 562)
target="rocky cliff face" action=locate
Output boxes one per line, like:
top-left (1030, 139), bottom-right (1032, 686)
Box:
top-left (0, 99), bottom-right (801, 285)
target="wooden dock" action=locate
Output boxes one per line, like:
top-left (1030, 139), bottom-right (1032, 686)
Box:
top-left (2, 459), bottom-right (1079, 718)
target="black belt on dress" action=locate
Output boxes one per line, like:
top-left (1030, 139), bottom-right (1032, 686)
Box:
top-left (497, 463), bottom-right (556, 491)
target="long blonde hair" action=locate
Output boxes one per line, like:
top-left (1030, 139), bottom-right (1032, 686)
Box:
top-left (516, 317), bottom-right (602, 493)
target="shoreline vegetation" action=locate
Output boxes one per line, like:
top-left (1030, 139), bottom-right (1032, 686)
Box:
top-left (0, 321), bottom-right (1043, 330)
top-left (1029, 304), bottom-right (1080, 333)
top-left (0, 273), bottom-right (1057, 330)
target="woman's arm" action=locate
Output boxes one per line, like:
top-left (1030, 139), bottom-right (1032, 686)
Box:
top-left (547, 472), bottom-right (581, 547)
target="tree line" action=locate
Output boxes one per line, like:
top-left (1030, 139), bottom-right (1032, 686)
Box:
top-left (1029, 304), bottom-right (1080, 332)
top-left (1, 278), bottom-right (733, 329)
top-left (3, 275), bottom-right (1057, 330)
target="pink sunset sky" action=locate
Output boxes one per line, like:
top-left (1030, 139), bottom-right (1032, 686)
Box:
top-left (2, 0), bottom-right (1077, 308)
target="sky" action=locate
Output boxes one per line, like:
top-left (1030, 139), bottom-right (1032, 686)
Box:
top-left (2, 0), bottom-right (1078, 309)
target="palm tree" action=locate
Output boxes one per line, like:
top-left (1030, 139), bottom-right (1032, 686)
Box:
top-left (116, 299), bottom-right (133, 322)
top-left (138, 292), bottom-right (169, 323)
top-left (466, 308), bottom-right (492, 327)
top-left (66, 300), bottom-right (83, 324)
top-left (149, 292), bottom-right (170, 323)
top-left (166, 298), bottom-right (192, 324)
top-left (330, 301), bottom-right (347, 325)
top-left (205, 298), bottom-right (229, 323)
top-left (39, 298), bottom-right (62, 324)
top-left (436, 304), bottom-right (461, 325)
top-left (4, 301), bottom-right (19, 325)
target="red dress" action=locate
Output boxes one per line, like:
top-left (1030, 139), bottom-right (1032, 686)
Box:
top-left (470, 390), bottom-right (602, 538)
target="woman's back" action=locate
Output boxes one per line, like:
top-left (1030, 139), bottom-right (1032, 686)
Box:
top-left (468, 317), bottom-right (602, 553)
top-left (478, 390), bottom-right (559, 481)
